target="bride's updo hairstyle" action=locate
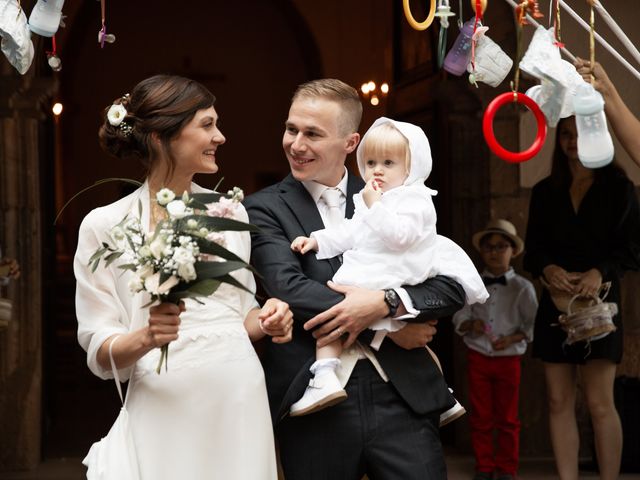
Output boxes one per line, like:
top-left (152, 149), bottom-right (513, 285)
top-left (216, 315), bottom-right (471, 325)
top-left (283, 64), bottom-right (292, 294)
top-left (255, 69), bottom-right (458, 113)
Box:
top-left (99, 75), bottom-right (216, 176)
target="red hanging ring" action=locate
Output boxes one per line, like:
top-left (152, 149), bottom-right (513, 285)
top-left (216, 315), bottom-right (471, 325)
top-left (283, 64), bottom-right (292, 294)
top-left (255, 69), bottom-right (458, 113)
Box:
top-left (482, 92), bottom-right (547, 163)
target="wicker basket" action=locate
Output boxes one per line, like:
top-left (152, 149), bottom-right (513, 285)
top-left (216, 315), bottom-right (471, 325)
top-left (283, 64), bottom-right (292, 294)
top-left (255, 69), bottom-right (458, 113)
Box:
top-left (557, 293), bottom-right (618, 345)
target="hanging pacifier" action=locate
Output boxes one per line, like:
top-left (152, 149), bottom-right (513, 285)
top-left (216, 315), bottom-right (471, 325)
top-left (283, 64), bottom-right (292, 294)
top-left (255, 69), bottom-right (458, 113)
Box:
top-left (46, 35), bottom-right (61, 71)
top-left (435, 0), bottom-right (456, 68)
top-left (435, 0), bottom-right (456, 28)
top-left (97, 0), bottom-right (115, 48)
top-left (98, 26), bottom-right (116, 46)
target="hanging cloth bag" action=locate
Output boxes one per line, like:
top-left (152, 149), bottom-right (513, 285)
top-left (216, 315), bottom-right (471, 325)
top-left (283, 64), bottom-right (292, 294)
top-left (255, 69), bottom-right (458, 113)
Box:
top-left (82, 336), bottom-right (141, 480)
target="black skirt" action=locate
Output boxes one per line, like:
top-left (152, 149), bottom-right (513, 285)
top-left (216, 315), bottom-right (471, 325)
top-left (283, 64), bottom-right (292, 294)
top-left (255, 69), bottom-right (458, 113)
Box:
top-left (532, 286), bottom-right (623, 364)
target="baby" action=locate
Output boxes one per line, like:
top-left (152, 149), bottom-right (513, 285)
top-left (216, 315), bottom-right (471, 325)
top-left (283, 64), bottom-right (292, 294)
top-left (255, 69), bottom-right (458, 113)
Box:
top-left (290, 117), bottom-right (488, 420)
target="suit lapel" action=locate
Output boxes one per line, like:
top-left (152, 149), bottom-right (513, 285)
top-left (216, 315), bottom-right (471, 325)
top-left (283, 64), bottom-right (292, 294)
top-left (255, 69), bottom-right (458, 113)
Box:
top-left (279, 172), bottom-right (364, 275)
top-left (279, 174), bottom-right (325, 235)
top-left (345, 171), bottom-right (364, 219)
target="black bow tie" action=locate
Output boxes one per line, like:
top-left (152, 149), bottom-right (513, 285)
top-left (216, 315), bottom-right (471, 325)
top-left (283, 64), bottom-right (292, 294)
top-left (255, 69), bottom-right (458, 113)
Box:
top-left (483, 276), bottom-right (507, 286)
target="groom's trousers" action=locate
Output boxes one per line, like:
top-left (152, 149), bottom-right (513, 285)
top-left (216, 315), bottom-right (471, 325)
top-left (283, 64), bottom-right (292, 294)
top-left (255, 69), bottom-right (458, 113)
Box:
top-left (277, 360), bottom-right (447, 480)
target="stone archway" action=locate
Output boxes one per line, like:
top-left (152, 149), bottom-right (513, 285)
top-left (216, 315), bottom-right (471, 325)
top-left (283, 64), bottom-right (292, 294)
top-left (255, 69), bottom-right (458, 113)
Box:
top-left (1, 0), bottom-right (322, 468)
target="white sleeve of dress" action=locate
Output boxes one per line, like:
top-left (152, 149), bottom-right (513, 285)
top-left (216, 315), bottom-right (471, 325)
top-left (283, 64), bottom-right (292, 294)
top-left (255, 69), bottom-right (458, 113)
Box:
top-left (359, 189), bottom-right (436, 251)
top-left (233, 205), bottom-right (260, 318)
top-left (74, 211), bottom-right (132, 381)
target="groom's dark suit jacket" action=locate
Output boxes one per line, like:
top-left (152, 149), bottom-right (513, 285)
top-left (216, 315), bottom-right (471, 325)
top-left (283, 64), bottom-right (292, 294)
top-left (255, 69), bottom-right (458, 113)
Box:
top-left (245, 173), bottom-right (465, 423)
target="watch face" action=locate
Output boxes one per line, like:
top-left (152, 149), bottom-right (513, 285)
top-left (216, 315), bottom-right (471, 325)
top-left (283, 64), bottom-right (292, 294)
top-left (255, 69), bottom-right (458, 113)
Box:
top-left (385, 289), bottom-right (400, 307)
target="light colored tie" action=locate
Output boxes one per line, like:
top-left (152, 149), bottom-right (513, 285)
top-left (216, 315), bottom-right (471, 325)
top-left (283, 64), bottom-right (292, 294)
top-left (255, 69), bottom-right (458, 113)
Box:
top-left (320, 188), bottom-right (344, 228)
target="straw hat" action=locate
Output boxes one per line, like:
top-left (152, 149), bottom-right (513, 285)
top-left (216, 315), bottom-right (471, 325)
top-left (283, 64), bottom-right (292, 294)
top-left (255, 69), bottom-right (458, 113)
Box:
top-left (472, 219), bottom-right (524, 257)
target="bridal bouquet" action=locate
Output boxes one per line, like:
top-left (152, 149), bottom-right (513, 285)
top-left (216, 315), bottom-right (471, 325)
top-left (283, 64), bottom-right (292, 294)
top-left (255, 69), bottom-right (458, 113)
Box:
top-left (89, 186), bottom-right (256, 373)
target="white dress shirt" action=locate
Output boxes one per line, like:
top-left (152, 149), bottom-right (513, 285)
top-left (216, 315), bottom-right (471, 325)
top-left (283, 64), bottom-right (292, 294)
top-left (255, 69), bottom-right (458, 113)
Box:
top-left (452, 268), bottom-right (538, 357)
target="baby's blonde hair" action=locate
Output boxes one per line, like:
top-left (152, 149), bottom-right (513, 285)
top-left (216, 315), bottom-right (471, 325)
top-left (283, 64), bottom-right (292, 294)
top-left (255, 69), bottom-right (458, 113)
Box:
top-left (360, 122), bottom-right (411, 172)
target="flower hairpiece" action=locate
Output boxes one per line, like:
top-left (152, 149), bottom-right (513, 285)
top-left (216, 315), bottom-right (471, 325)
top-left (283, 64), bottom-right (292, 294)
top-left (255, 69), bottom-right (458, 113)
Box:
top-left (107, 94), bottom-right (132, 137)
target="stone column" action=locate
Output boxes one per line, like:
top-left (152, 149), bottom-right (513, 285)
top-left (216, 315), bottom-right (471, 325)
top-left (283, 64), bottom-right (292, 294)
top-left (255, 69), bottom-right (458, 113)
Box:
top-left (0, 61), bottom-right (57, 470)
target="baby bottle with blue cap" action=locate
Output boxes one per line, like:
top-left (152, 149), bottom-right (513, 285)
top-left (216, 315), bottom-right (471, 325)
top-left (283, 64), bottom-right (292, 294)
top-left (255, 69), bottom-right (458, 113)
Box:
top-left (443, 18), bottom-right (476, 76)
top-left (572, 82), bottom-right (614, 168)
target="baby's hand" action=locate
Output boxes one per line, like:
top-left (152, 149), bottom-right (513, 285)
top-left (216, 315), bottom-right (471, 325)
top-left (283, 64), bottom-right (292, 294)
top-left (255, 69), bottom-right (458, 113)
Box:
top-left (291, 236), bottom-right (318, 254)
top-left (362, 179), bottom-right (382, 207)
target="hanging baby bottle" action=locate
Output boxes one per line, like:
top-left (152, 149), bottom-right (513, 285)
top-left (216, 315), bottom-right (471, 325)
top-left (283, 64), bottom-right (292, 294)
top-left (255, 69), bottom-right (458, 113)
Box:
top-left (572, 83), bottom-right (614, 168)
top-left (443, 18), bottom-right (475, 76)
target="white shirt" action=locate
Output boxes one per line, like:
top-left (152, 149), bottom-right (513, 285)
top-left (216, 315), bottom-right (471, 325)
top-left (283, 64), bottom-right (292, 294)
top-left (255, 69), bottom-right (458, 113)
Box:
top-left (452, 268), bottom-right (538, 357)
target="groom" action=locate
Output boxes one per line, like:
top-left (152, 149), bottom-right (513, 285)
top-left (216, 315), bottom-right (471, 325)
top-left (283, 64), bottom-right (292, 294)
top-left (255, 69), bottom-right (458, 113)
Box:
top-left (245, 78), bottom-right (465, 479)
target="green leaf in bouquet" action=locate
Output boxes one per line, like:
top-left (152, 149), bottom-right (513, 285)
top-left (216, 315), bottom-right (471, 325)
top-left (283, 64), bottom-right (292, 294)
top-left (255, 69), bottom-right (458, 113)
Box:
top-left (195, 260), bottom-right (250, 279)
top-left (181, 279), bottom-right (222, 297)
top-left (90, 258), bottom-right (101, 273)
top-left (88, 245), bottom-right (114, 272)
top-left (88, 245), bottom-right (109, 265)
top-left (188, 192), bottom-right (226, 210)
top-left (213, 177), bottom-right (224, 192)
top-left (216, 273), bottom-right (255, 295)
top-left (118, 263), bottom-right (138, 272)
top-left (173, 294), bottom-right (206, 305)
top-left (181, 215), bottom-right (260, 233)
top-left (125, 231), bottom-right (137, 252)
top-left (194, 238), bottom-right (259, 275)
top-left (104, 251), bottom-right (125, 267)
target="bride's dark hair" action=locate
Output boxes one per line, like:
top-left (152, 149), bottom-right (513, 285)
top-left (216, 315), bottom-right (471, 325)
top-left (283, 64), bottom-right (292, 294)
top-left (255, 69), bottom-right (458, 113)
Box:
top-left (99, 75), bottom-right (216, 178)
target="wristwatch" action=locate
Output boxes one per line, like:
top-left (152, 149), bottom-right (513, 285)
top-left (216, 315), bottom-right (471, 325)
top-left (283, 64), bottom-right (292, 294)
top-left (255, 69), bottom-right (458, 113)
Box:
top-left (383, 288), bottom-right (400, 317)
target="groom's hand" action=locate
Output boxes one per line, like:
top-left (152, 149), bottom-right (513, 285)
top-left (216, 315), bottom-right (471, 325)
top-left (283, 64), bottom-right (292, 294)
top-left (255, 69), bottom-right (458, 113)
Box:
top-left (387, 321), bottom-right (438, 350)
top-left (304, 281), bottom-right (389, 349)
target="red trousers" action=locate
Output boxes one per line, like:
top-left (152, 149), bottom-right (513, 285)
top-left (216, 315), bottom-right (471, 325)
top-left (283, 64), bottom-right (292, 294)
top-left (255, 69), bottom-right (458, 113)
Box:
top-left (467, 348), bottom-right (522, 475)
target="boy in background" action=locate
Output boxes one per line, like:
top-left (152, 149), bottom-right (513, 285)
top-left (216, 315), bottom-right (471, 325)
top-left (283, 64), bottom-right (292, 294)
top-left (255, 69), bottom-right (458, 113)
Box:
top-left (453, 219), bottom-right (538, 480)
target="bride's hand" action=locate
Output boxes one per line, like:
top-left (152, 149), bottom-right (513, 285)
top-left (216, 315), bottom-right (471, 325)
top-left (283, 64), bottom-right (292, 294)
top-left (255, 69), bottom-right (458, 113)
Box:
top-left (146, 301), bottom-right (184, 348)
top-left (258, 298), bottom-right (293, 344)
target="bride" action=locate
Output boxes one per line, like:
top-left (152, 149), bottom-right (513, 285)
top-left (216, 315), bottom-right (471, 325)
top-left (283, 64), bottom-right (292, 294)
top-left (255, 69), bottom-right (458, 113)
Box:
top-left (74, 75), bottom-right (292, 479)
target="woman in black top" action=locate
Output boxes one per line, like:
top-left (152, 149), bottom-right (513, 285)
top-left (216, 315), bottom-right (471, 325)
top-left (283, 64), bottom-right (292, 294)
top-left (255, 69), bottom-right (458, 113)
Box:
top-left (524, 116), bottom-right (640, 480)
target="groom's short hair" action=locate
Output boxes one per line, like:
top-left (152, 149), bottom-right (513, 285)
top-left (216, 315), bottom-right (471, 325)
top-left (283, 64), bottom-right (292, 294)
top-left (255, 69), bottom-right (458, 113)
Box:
top-left (292, 79), bottom-right (363, 135)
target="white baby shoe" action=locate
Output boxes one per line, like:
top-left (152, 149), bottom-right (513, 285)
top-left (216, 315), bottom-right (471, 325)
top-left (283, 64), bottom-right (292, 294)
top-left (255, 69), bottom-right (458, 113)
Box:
top-left (28, 0), bottom-right (65, 37)
top-left (0, 0), bottom-right (34, 74)
top-left (467, 28), bottom-right (513, 87)
top-left (290, 370), bottom-right (347, 416)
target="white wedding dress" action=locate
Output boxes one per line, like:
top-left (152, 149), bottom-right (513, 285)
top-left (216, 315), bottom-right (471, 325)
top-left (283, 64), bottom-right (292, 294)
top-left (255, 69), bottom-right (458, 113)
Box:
top-left (126, 285), bottom-right (277, 480)
top-left (75, 189), bottom-right (277, 480)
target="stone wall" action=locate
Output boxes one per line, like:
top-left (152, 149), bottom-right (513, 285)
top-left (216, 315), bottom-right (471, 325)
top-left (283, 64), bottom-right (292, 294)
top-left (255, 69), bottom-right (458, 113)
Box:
top-left (0, 59), bottom-right (56, 469)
